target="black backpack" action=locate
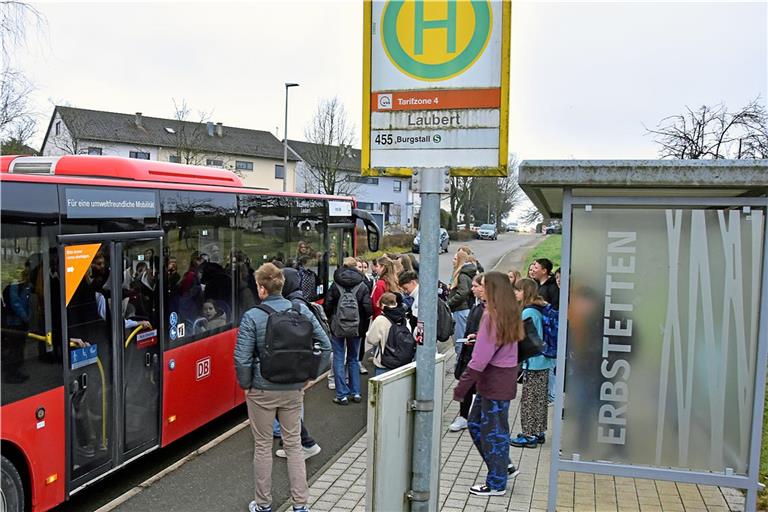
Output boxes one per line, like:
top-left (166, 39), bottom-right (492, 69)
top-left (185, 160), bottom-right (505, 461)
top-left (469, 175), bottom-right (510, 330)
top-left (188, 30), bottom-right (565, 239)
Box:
top-left (255, 302), bottom-right (322, 384)
top-left (331, 283), bottom-right (363, 338)
top-left (380, 319), bottom-right (416, 369)
top-left (436, 297), bottom-right (454, 342)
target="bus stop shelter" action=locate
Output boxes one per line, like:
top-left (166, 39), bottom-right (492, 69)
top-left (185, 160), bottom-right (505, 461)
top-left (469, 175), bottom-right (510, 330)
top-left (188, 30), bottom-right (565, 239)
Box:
top-left (519, 159), bottom-right (768, 511)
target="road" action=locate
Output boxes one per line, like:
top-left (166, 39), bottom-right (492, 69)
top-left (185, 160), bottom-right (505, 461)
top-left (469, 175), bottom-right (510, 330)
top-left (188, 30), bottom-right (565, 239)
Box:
top-left (435, 231), bottom-right (541, 282)
top-left (52, 232), bottom-right (543, 512)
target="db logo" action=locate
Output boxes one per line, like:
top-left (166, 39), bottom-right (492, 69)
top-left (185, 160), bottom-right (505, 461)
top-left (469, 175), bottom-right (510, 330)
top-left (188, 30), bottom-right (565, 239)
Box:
top-left (378, 93), bottom-right (392, 110)
top-left (196, 357), bottom-right (211, 381)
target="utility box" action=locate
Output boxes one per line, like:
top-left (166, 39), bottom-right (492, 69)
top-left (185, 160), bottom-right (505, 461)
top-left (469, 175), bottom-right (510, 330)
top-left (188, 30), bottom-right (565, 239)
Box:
top-left (519, 159), bottom-right (768, 511)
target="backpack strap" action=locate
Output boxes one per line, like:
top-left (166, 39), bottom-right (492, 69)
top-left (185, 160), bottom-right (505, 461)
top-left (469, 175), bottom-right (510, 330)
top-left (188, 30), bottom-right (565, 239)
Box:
top-left (255, 304), bottom-right (277, 315)
top-left (290, 301), bottom-right (302, 313)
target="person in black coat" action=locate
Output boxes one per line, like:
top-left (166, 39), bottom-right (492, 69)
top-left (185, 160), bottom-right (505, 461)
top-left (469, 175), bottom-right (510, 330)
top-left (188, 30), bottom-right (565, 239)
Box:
top-left (324, 257), bottom-right (373, 404)
top-left (449, 273), bottom-right (486, 432)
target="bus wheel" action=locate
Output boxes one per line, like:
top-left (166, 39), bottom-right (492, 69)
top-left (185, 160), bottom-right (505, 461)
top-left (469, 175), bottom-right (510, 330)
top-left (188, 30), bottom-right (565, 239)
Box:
top-left (1, 455), bottom-right (25, 512)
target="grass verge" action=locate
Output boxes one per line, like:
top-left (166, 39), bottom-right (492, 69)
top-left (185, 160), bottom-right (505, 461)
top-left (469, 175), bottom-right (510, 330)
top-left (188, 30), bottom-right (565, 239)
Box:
top-left (523, 234), bottom-right (562, 273)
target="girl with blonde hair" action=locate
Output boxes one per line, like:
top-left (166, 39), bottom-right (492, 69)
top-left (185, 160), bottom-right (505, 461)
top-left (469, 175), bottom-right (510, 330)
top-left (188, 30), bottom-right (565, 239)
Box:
top-left (371, 257), bottom-right (400, 318)
top-left (447, 251), bottom-right (477, 358)
top-left (453, 271), bottom-right (523, 495)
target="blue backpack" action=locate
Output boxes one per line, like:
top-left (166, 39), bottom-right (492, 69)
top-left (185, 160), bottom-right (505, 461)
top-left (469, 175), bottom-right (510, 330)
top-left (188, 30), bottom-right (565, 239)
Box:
top-left (539, 304), bottom-right (559, 358)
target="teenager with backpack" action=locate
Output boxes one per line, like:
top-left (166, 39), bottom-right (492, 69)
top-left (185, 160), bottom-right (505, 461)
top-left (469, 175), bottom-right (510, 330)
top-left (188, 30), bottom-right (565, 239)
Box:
top-left (453, 272), bottom-right (523, 496)
top-left (234, 263), bottom-right (331, 512)
top-left (324, 257), bottom-right (372, 405)
top-left (365, 293), bottom-right (414, 376)
top-left (510, 278), bottom-right (556, 449)
top-left (269, 267), bottom-right (327, 460)
top-left (370, 257), bottom-right (400, 318)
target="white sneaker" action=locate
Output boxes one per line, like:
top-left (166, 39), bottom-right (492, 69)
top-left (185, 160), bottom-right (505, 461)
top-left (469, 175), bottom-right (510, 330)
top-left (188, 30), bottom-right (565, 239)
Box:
top-left (449, 417), bottom-right (468, 432)
top-left (359, 366), bottom-right (368, 375)
top-left (327, 379), bottom-right (335, 390)
top-left (276, 444), bottom-right (322, 460)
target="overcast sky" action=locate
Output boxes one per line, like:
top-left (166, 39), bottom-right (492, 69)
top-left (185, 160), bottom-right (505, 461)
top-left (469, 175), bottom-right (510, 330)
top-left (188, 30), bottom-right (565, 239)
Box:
top-left (15, 0), bottom-right (768, 160)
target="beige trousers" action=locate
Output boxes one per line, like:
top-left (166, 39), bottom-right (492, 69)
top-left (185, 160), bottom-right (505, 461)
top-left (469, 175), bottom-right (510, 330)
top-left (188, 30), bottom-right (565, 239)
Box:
top-left (245, 388), bottom-right (308, 507)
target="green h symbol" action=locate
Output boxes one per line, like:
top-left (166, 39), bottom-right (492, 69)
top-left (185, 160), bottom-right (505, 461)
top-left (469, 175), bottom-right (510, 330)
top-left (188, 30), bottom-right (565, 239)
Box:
top-left (414, 0), bottom-right (456, 55)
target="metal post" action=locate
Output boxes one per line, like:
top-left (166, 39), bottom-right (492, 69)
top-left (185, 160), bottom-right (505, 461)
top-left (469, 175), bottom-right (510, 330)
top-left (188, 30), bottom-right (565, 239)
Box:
top-left (283, 82), bottom-right (299, 192)
top-left (547, 188), bottom-right (573, 512)
top-left (410, 167), bottom-right (449, 512)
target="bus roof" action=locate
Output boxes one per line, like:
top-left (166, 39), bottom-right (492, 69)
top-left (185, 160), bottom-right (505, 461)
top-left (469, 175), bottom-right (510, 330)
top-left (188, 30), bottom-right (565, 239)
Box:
top-left (1, 154), bottom-right (244, 187)
top-left (0, 155), bottom-right (355, 202)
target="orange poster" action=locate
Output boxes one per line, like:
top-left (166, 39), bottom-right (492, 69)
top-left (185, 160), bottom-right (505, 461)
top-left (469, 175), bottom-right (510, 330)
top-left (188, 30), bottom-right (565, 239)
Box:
top-left (64, 243), bottom-right (102, 306)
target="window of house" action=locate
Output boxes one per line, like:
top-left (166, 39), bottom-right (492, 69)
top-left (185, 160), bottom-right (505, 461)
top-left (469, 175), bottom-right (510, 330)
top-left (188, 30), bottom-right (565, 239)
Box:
top-left (393, 180), bottom-right (402, 192)
top-left (87, 147), bottom-right (102, 155)
top-left (55, 121), bottom-right (61, 135)
top-left (275, 164), bottom-right (285, 179)
top-left (129, 151), bottom-right (150, 160)
top-left (206, 159), bottom-right (224, 168)
top-left (357, 202), bottom-right (375, 210)
top-left (236, 161), bottom-right (253, 171)
top-left (169, 155), bottom-right (181, 163)
top-left (348, 176), bottom-right (379, 185)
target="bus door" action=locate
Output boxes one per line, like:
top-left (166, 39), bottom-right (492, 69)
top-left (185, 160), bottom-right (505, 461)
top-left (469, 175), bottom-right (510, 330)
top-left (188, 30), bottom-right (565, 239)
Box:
top-left (59, 232), bottom-right (163, 491)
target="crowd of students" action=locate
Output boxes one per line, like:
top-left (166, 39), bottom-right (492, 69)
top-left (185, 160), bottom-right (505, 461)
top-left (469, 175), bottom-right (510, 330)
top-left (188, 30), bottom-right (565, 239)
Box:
top-left (234, 247), bottom-right (562, 511)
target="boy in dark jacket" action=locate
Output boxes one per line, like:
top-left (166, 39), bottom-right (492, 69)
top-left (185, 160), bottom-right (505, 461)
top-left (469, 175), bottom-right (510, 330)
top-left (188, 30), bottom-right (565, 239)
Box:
top-left (324, 257), bottom-right (373, 404)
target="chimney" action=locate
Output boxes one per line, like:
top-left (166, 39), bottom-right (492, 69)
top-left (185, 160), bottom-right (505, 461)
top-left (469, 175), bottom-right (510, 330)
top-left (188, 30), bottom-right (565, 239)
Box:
top-left (135, 112), bottom-right (143, 128)
top-left (216, 122), bottom-right (223, 137)
top-left (206, 121), bottom-right (214, 136)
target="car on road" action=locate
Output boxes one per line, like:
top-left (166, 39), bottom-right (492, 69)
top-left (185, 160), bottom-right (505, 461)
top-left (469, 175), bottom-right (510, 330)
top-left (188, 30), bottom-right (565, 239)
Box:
top-left (545, 222), bottom-right (562, 234)
top-left (412, 228), bottom-right (450, 253)
top-left (506, 222), bottom-right (518, 232)
top-left (477, 223), bottom-right (498, 240)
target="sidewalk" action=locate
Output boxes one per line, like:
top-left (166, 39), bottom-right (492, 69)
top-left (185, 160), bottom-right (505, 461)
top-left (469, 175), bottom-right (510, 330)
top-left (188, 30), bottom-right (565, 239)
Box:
top-left (299, 362), bottom-right (746, 512)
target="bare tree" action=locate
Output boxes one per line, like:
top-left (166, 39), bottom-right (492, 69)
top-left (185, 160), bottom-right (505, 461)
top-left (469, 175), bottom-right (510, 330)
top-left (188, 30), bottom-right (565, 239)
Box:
top-left (0, 68), bottom-right (34, 135)
top-left (170, 98), bottom-right (212, 165)
top-left (302, 97), bottom-right (358, 196)
top-left (646, 98), bottom-right (768, 159)
top-left (0, 2), bottom-right (46, 146)
top-left (1, 1), bottom-right (45, 60)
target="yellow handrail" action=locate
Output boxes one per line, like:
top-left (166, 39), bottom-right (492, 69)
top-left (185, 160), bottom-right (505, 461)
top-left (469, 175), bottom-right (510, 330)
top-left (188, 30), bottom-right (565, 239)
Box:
top-left (124, 326), bottom-right (144, 349)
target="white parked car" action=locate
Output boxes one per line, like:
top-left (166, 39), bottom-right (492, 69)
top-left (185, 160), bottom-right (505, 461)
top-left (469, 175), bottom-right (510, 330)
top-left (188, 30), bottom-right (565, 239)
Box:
top-left (477, 223), bottom-right (498, 240)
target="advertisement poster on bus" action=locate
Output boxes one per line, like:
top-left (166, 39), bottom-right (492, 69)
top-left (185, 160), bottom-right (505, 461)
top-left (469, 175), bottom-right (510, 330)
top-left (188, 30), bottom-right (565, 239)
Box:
top-left (362, 0), bottom-right (510, 177)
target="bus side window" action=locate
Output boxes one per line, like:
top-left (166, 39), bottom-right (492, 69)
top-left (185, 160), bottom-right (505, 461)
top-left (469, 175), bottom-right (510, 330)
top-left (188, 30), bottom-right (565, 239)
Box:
top-left (1, 182), bottom-right (62, 406)
top-left (160, 190), bottom-right (235, 346)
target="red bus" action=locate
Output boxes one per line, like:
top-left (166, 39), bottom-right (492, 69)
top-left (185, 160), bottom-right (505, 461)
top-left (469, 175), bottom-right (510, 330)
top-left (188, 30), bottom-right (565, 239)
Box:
top-left (0, 155), bottom-right (379, 512)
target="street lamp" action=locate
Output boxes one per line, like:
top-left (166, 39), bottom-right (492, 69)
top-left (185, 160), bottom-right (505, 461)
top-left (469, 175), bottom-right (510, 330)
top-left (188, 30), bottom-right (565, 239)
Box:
top-left (283, 82), bottom-right (299, 192)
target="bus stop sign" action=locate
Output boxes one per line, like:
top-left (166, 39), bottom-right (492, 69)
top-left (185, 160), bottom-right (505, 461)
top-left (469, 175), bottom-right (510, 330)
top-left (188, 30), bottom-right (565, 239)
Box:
top-left (362, 0), bottom-right (511, 177)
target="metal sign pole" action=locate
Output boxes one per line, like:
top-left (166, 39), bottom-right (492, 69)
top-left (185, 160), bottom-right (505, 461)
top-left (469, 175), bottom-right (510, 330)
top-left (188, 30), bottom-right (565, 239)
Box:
top-left (409, 167), bottom-right (449, 512)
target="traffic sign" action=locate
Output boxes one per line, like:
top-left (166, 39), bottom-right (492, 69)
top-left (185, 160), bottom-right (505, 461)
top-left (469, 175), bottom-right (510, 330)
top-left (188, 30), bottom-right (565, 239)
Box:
top-left (362, 0), bottom-right (510, 177)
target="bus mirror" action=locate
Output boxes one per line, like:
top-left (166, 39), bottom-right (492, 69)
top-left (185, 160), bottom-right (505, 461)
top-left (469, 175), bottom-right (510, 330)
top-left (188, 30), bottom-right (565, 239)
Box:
top-left (352, 208), bottom-right (380, 252)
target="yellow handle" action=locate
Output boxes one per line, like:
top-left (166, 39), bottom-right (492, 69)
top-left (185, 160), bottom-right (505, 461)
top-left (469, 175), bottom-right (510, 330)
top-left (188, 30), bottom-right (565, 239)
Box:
top-left (124, 326), bottom-right (144, 349)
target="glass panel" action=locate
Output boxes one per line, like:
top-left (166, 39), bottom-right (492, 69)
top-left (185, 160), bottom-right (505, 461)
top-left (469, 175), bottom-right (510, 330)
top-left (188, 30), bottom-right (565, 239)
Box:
top-left (1, 182), bottom-right (62, 405)
top-left (64, 242), bottom-right (113, 479)
top-left (562, 206), bottom-right (764, 474)
top-left (120, 239), bottom-right (161, 453)
top-left (235, 195), bottom-right (326, 319)
top-left (161, 191), bottom-right (235, 346)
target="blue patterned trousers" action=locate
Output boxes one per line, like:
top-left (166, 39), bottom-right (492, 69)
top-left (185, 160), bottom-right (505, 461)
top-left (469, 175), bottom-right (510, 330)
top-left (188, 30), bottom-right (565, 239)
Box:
top-left (467, 394), bottom-right (511, 491)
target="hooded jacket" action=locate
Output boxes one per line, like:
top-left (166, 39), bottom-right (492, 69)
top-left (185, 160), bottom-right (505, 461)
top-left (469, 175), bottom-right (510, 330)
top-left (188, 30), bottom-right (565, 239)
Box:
top-left (538, 275), bottom-right (560, 310)
top-left (447, 263), bottom-right (477, 312)
top-left (365, 304), bottom-right (407, 369)
top-left (324, 267), bottom-right (373, 334)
